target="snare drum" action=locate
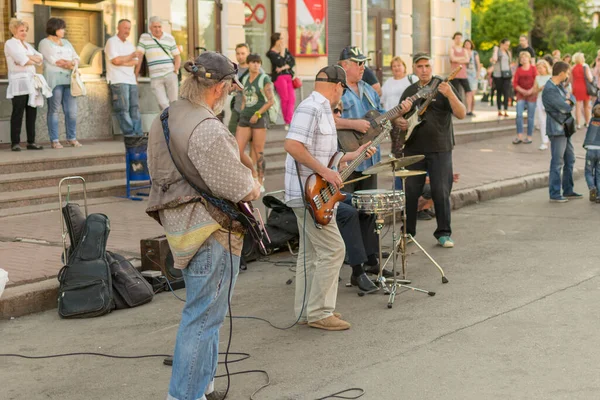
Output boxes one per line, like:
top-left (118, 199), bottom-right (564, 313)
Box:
top-left (351, 189), bottom-right (404, 215)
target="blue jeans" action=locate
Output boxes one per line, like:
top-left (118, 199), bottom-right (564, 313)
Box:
top-left (549, 135), bottom-right (576, 199)
top-left (167, 235), bottom-right (240, 400)
top-left (110, 83), bottom-right (142, 136)
top-left (585, 149), bottom-right (600, 190)
top-left (47, 85), bottom-right (77, 142)
top-left (516, 100), bottom-right (536, 137)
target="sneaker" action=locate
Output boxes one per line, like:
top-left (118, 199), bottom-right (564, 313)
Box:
top-left (260, 185), bottom-right (265, 193)
top-left (539, 144), bottom-right (548, 150)
top-left (206, 390), bottom-right (227, 400)
top-left (549, 197), bottom-right (569, 203)
top-left (26, 143), bottom-right (43, 150)
top-left (11, 144), bottom-right (21, 152)
top-left (417, 210), bottom-right (432, 220)
top-left (298, 312), bottom-right (342, 325)
top-left (591, 188), bottom-right (598, 202)
top-left (564, 192), bottom-right (583, 199)
top-left (437, 236), bottom-right (454, 248)
top-left (308, 315), bottom-right (351, 331)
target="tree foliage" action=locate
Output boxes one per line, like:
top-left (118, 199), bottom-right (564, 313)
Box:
top-left (478, 0), bottom-right (534, 46)
top-left (546, 15), bottom-right (570, 51)
top-left (561, 41), bottom-right (598, 67)
top-left (532, 0), bottom-right (591, 52)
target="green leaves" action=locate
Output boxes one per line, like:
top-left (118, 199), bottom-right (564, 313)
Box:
top-left (478, 0), bottom-right (534, 45)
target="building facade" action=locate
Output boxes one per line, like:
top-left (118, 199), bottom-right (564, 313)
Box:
top-left (0, 0), bottom-right (470, 142)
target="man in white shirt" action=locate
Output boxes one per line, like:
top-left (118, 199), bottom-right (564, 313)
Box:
top-left (105, 19), bottom-right (143, 136)
top-left (136, 16), bottom-right (181, 110)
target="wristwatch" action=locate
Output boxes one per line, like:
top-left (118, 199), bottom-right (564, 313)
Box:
top-left (254, 111), bottom-right (262, 118)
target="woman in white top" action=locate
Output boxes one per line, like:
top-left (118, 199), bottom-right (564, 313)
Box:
top-left (4, 18), bottom-right (44, 151)
top-left (533, 59), bottom-right (552, 150)
top-left (39, 18), bottom-right (81, 148)
top-left (381, 56), bottom-right (414, 111)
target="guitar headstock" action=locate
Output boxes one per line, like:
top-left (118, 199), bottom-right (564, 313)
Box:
top-left (448, 66), bottom-right (462, 81)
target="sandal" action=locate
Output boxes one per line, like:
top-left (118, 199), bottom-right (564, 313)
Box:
top-left (512, 138), bottom-right (522, 144)
top-left (67, 140), bottom-right (83, 147)
top-left (51, 141), bottom-right (63, 149)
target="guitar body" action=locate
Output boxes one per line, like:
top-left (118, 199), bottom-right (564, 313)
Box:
top-left (402, 107), bottom-right (426, 145)
top-left (337, 109), bottom-right (382, 152)
top-left (304, 152), bottom-right (346, 226)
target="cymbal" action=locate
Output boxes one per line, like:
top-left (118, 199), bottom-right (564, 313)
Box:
top-left (362, 155), bottom-right (425, 175)
top-left (393, 169), bottom-right (427, 178)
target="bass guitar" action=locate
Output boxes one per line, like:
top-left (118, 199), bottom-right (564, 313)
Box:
top-left (337, 86), bottom-right (432, 152)
top-left (401, 66), bottom-right (462, 146)
top-left (305, 121), bottom-right (393, 227)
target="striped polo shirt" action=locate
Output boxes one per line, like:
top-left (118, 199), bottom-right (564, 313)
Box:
top-left (137, 33), bottom-right (180, 79)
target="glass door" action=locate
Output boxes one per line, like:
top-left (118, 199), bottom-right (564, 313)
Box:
top-left (193, 0), bottom-right (221, 56)
top-left (366, 9), bottom-right (395, 83)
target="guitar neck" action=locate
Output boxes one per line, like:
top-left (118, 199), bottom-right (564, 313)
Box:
top-left (375, 92), bottom-right (423, 123)
top-left (340, 128), bottom-right (389, 181)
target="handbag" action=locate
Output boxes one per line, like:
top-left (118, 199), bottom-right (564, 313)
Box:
top-left (70, 64), bottom-right (86, 97)
top-left (549, 112), bottom-right (576, 138)
top-left (292, 75), bottom-right (302, 89)
top-left (584, 66), bottom-right (598, 96)
top-left (501, 70), bottom-right (512, 79)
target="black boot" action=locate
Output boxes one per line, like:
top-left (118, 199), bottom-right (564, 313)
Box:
top-left (350, 273), bottom-right (379, 293)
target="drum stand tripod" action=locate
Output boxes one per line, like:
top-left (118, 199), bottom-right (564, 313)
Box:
top-left (378, 165), bottom-right (448, 308)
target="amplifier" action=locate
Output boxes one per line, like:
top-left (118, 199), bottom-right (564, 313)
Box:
top-left (140, 235), bottom-right (183, 286)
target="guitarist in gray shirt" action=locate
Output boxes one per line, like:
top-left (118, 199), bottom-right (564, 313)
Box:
top-left (395, 53), bottom-right (466, 249)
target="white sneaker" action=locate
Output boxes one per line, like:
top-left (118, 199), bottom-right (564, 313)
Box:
top-left (260, 185), bottom-right (265, 193)
top-left (539, 144), bottom-right (548, 150)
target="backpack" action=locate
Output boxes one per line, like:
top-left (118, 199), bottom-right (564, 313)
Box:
top-left (57, 213), bottom-right (114, 318)
top-left (242, 73), bottom-right (281, 125)
top-left (107, 251), bottom-right (154, 309)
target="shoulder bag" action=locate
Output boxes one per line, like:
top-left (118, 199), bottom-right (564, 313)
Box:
top-left (584, 65), bottom-right (599, 97)
top-left (152, 37), bottom-right (182, 82)
top-left (70, 64), bottom-right (86, 97)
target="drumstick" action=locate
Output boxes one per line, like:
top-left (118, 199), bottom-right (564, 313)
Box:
top-left (340, 175), bottom-right (371, 188)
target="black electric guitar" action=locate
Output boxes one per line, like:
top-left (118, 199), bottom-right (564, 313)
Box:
top-left (401, 66), bottom-right (462, 146)
top-left (337, 86), bottom-right (433, 153)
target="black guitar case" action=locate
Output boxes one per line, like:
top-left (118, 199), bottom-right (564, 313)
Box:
top-left (57, 213), bottom-right (114, 318)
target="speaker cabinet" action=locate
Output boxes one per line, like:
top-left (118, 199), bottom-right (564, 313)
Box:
top-left (140, 235), bottom-right (182, 282)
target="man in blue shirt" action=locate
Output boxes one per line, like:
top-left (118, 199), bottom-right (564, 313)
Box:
top-left (336, 46), bottom-right (386, 192)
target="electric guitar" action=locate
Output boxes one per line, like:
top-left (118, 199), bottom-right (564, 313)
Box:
top-left (402, 66), bottom-right (462, 146)
top-left (337, 86), bottom-right (433, 153)
top-left (305, 121), bottom-right (393, 227)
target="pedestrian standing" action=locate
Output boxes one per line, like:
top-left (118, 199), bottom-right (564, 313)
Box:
top-left (570, 52), bottom-right (593, 129)
top-left (5, 18), bottom-right (44, 151)
top-left (381, 56), bottom-right (414, 111)
top-left (490, 38), bottom-right (512, 117)
top-left (533, 59), bottom-right (551, 150)
top-left (228, 43), bottom-right (251, 134)
top-left (512, 51), bottom-right (537, 145)
top-left (514, 35), bottom-right (535, 66)
top-left (542, 61), bottom-right (582, 203)
top-left (146, 51), bottom-right (260, 400)
top-left (267, 32), bottom-right (296, 128)
top-left (362, 66), bottom-right (382, 96)
top-left (105, 19), bottom-right (143, 136)
top-left (464, 39), bottom-right (480, 116)
top-left (583, 104), bottom-right (600, 203)
top-left (235, 54), bottom-right (274, 192)
top-left (136, 16), bottom-right (180, 111)
top-left (449, 32), bottom-right (472, 112)
top-left (39, 17), bottom-right (82, 149)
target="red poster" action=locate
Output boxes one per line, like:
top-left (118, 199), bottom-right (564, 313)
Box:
top-left (288, 0), bottom-right (328, 57)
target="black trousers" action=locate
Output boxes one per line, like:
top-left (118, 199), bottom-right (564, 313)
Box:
top-left (336, 195), bottom-right (379, 266)
top-left (404, 151), bottom-right (453, 239)
top-left (493, 77), bottom-right (511, 111)
top-left (11, 95), bottom-right (37, 145)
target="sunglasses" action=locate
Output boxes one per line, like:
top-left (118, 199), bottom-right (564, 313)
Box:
top-left (352, 60), bottom-right (366, 67)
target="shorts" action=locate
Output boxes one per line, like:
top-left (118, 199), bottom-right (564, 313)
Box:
top-left (238, 114), bottom-right (269, 129)
top-left (452, 78), bottom-right (472, 93)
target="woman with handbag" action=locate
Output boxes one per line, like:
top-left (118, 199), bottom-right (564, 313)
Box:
top-left (5, 18), bottom-right (45, 151)
top-left (570, 52), bottom-right (593, 130)
top-left (39, 17), bottom-right (82, 149)
top-left (267, 32), bottom-right (296, 128)
top-left (490, 38), bottom-right (512, 117)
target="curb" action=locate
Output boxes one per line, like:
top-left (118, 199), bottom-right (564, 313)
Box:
top-left (0, 168), bottom-right (584, 319)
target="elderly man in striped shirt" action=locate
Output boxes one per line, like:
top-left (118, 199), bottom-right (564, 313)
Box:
top-left (136, 16), bottom-right (181, 110)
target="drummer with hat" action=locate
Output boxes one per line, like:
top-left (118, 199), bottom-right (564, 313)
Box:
top-left (394, 53), bottom-right (466, 248)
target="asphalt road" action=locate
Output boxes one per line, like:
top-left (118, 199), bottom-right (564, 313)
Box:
top-left (1, 182), bottom-right (600, 400)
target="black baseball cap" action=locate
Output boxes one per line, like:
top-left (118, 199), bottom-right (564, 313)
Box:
top-left (339, 46), bottom-right (371, 62)
top-left (315, 65), bottom-right (348, 88)
top-left (413, 52), bottom-right (432, 64)
top-left (194, 51), bottom-right (242, 88)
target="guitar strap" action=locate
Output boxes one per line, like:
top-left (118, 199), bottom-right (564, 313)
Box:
top-left (362, 84), bottom-right (378, 110)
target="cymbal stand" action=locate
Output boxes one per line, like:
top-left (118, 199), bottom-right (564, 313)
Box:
top-left (373, 214), bottom-right (410, 294)
top-left (385, 167), bottom-right (436, 309)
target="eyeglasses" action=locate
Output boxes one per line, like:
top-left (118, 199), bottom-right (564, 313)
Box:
top-left (352, 61), bottom-right (366, 67)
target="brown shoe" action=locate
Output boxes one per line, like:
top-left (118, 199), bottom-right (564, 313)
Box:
top-left (298, 312), bottom-right (341, 325)
top-left (308, 315), bottom-right (351, 331)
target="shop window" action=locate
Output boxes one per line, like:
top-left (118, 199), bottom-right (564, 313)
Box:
top-left (101, 0), bottom-right (140, 45)
top-left (412, 0), bottom-right (430, 54)
top-left (198, 0), bottom-right (218, 52)
top-left (243, 0), bottom-right (271, 61)
top-left (0, 0), bottom-right (11, 78)
top-left (171, 0), bottom-right (188, 62)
